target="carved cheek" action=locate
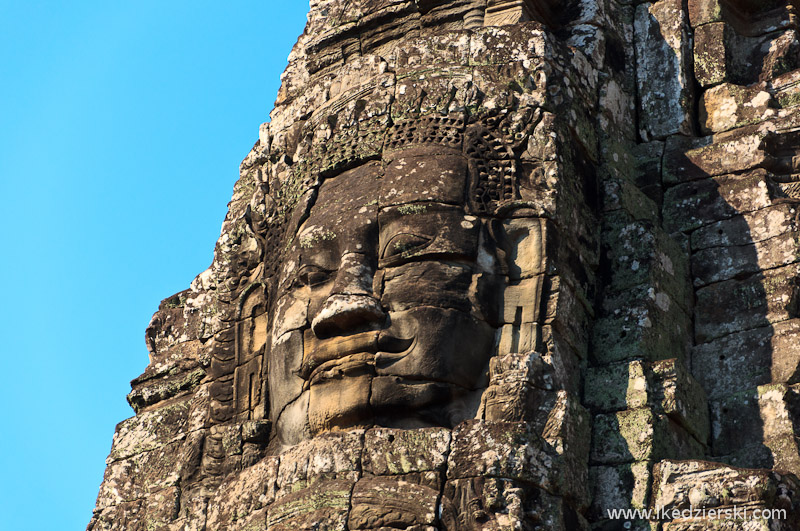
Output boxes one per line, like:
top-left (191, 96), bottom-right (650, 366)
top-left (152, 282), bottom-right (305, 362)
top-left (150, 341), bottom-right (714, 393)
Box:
top-left (382, 262), bottom-right (474, 313)
top-left (377, 308), bottom-right (494, 388)
top-left (271, 291), bottom-right (309, 342)
top-left (267, 329), bottom-right (305, 424)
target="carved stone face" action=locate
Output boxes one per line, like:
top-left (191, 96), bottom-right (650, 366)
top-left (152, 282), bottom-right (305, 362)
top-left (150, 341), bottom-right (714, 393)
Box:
top-left (268, 148), bottom-right (503, 446)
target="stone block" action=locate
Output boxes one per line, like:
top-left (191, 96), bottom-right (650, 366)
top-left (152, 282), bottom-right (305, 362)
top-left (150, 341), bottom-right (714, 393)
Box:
top-left (651, 460), bottom-right (800, 525)
top-left (593, 285), bottom-right (692, 365)
top-left (497, 217), bottom-right (596, 309)
top-left (447, 419), bottom-right (586, 501)
top-left (586, 359), bottom-right (708, 444)
top-left (348, 476), bottom-right (439, 529)
top-left (694, 262), bottom-right (800, 344)
top-left (202, 424), bottom-right (244, 480)
top-left (709, 390), bottom-right (774, 468)
top-left (90, 486), bottom-right (183, 531)
top-left (484, 0), bottom-right (536, 27)
top-left (772, 319), bottom-right (800, 385)
top-left (129, 334), bottom-right (206, 413)
top-left (95, 442), bottom-right (182, 510)
top-left (127, 367), bottom-right (206, 415)
top-left (276, 431), bottom-right (363, 496)
top-left (392, 67), bottom-right (475, 120)
top-left (205, 456), bottom-right (279, 530)
top-left (88, 499), bottom-right (146, 531)
top-left (241, 419), bottom-right (271, 443)
top-left (584, 359), bottom-right (709, 442)
top-left (542, 391), bottom-right (592, 509)
top-left (691, 231), bottom-right (800, 287)
top-left (497, 275), bottom-right (591, 362)
top-left (442, 477), bottom-right (589, 531)
top-left (663, 169), bottom-right (773, 234)
top-left (602, 175), bottom-right (660, 222)
top-left (692, 326), bottom-right (774, 400)
top-left (759, 383), bottom-right (800, 476)
top-left (585, 360), bottom-right (649, 413)
top-left (389, 31), bottom-right (471, 71)
top-left (700, 83), bottom-right (776, 134)
top-left (774, 68), bottom-right (800, 109)
top-left (516, 153), bottom-right (603, 259)
top-left (108, 397), bottom-right (191, 462)
top-left (598, 74), bottom-right (638, 142)
top-left (633, 140), bottom-right (666, 208)
top-left (482, 353), bottom-right (560, 425)
top-left (359, 4), bottom-right (423, 56)
top-left (175, 495), bottom-right (211, 531)
top-left (228, 508), bottom-right (268, 530)
top-left (362, 427), bottom-right (451, 475)
top-left (308, 374), bottom-right (371, 438)
top-left (602, 210), bottom-right (691, 311)
top-left (694, 22), bottom-right (727, 87)
top-left (687, 0), bottom-right (723, 27)
top-left (146, 295), bottom-right (204, 356)
top-left (591, 408), bottom-right (703, 465)
top-left (469, 24), bottom-right (549, 67)
top-left (589, 461), bottom-right (653, 520)
top-left (544, 275), bottom-right (593, 356)
top-left (539, 324), bottom-right (586, 394)
top-left (304, 33), bottom-right (360, 78)
top-left (488, 351), bottom-right (556, 392)
top-left (662, 128), bottom-right (766, 185)
top-left (762, 431), bottom-right (800, 478)
top-left (635, 0), bottom-right (694, 140)
top-left (650, 358), bottom-right (710, 444)
top-left (691, 204), bottom-right (799, 251)
top-left (759, 28), bottom-right (800, 83)
top-left (266, 479), bottom-right (353, 531)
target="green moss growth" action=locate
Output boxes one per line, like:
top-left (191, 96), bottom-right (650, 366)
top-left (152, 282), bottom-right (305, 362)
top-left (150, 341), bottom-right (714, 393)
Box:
top-left (777, 91), bottom-right (800, 109)
top-left (299, 230), bottom-right (336, 249)
top-left (398, 204), bottom-right (428, 215)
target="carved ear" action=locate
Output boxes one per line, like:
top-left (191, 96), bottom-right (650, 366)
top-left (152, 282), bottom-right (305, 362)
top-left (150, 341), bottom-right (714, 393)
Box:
top-left (485, 219), bottom-right (510, 275)
top-left (497, 217), bottom-right (547, 280)
top-left (233, 282), bottom-right (270, 421)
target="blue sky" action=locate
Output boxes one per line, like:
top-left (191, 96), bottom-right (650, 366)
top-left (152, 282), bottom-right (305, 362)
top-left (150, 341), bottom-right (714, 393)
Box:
top-left (0, 2), bottom-right (309, 528)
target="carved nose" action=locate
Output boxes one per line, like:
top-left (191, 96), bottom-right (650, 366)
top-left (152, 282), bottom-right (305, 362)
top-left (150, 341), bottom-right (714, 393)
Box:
top-left (311, 294), bottom-right (386, 338)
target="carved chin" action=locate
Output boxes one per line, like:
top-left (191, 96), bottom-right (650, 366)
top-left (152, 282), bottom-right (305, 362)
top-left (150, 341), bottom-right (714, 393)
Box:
top-left (308, 374), bottom-right (373, 435)
top-left (306, 374), bottom-right (485, 436)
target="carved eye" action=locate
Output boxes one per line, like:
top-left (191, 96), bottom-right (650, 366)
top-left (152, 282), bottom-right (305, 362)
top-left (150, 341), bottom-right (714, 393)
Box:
top-left (295, 265), bottom-right (333, 288)
top-left (381, 233), bottom-right (431, 260)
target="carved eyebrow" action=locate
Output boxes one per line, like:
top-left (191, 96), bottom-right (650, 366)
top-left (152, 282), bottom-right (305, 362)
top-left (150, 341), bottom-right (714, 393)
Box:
top-left (380, 232), bottom-right (433, 261)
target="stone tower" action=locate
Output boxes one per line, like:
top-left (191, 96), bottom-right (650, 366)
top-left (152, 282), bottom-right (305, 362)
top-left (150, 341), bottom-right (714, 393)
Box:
top-left (89, 0), bottom-right (800, 529)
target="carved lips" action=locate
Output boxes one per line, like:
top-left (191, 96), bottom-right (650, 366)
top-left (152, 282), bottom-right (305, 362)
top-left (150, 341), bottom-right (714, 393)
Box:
top-left (301, 329), bottom-right (413, 386)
